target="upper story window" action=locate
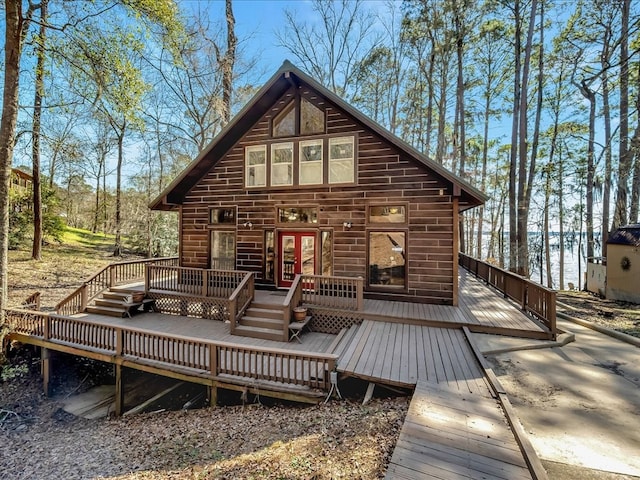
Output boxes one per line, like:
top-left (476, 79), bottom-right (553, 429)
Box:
top-left (271, 97), bottom-right (325, 138)
top-left (329, 136), bottom-right (355, 184)
top-left (245, 145), bottom-right (266, 187)
top-left (299, 139), bottom-right (323, 185)
top-left (210, 207), bottom-right (236, 224)
top-left (271, 142), bottom-right (294, 186)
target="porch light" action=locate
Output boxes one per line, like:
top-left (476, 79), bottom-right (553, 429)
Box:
top-left (243, 221), bottom-right (253, 229)
top-left (343, 221), bottom-right (352, 229)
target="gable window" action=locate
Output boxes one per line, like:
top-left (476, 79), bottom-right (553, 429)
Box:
top-left (299, 139), bottom-right (323, 185)
top-left (245, 145), bottom-right (266, 187)
top-left (272, 101), bottom-right (296, 137)
top-left (329, 136), bottom-right (355, 184)
top-left (271, 142), bottom-right (293, 186)
top-left (300, 98), bottom-right (325, 135)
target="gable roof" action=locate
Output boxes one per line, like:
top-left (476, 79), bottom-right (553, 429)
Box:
top-left (150, 60), bottom-right (487, 211)
top-left (608, 224), bottom-right (640, 247)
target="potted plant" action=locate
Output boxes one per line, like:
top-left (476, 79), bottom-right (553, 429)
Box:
top-left (293, 306), bottom-right (307, 322)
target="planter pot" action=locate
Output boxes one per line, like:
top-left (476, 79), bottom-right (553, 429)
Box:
top-left (293, 307), bottom-right (307, 322)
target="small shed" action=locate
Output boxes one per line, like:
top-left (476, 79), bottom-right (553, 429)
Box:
top-left (606, 224), bottom-right (640, 304)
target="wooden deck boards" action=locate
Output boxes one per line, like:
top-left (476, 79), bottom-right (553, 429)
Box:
top-left (337, 320), bottom-right (492, 397)
top-left (385, 382), bottom-right (533, 480)
top-left (360, 270), bottom-right (546, 338)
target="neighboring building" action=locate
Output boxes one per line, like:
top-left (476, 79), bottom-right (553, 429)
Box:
top-left (10, 168), bottom-right (33, 191)
top-left (605, 224), bottom-right (640, 304)
top-left (10, 168), bottom-right (33, 212)
top-left (151, 61), bottom-right (486, 306)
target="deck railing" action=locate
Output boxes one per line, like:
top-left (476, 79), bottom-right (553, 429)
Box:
top-left (300, 274), bottom-right (364, 311)
top-left (21, 291), bottom-right (41, 310)
top-left (55, 257), bottom-right (178, 316)
top-left (3, 308), bottom-right (335, 391)
top-left (459, 252), bottom-right (556, 335)
top-left (228, 273), bottom-right (254, 335)
top-left (281, 275), bottom-right (304, 341)
top-left (145, 265), bottom-right (245, 298)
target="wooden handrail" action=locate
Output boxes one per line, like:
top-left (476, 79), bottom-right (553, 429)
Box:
top-left (282, 275), bottom-right (304, 342)
top-left (21, 291), bottom-right (41, 310)
top-left (459, 252), bottom-right (557, 337)
top-left (3, 307), bottom-right (336, 391)
top-left (146, 265), bottom-right (244, 297)
top-left (55, 257), bottom-right (178, 315)
top-left (227, 272), bottom-right (254, 334)
top-left (299, 274), bottom-right (364, 311)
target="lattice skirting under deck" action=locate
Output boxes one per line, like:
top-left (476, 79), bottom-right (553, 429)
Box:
top-left (307, 308), bottom-right (363, 334)
top-left (147, 292), bottom-right (229, 321)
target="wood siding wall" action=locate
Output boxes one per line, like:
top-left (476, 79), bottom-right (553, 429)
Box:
top-left (180, 85), bottom-right (456, 304)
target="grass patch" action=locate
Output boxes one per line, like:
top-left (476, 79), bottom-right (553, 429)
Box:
top-left (62, 226), bottom-right (115, 249)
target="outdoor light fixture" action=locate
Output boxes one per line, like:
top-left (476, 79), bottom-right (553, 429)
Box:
top-left (243, 221), bottom-right (253, 229)
top-left (343, 221), bottom-right (352, 229)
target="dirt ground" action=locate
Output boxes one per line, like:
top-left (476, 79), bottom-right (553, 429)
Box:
top-left (0, 358), bottom-right (408, 480)
top-left (557, 290), bottom-right (640, 338)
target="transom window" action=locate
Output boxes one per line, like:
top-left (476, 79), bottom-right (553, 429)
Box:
top-left (369, 205), bottom-right (407, 224)
top-left (277, 206), bottom-right (318, 224)
top-left (209, 207), bottom-right (236, 224)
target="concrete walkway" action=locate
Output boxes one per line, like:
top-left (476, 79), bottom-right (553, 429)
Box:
top-left (475, 319), bottom-right (640, 479)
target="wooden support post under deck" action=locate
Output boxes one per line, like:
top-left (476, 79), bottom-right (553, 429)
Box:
top-left (209, 384), bottom-right (218, 407)
top-left (115, 364), bottom-right (124, 416)
top-left (41, 347), bottom-right (52, 397)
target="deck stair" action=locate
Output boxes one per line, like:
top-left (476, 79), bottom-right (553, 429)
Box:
top-left (86, 290), bottom-right (153, 318)
top-left (234, 302), bottom-right (286, 341)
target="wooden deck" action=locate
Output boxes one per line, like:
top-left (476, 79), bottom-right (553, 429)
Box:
top-left (334, 320), bottom-right (491, 396)
top-left (361, 269), bottom-right (550, 339)
top-left (385, 381), bottom-right (533, 480)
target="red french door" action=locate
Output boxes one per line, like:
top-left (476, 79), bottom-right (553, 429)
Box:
top-left (278, 231), bottom-right (316, 287)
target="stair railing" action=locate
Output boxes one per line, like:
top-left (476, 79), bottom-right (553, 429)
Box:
top-left (227, 272), bottom-right (254, 335)
top-left (281, 275), bottom-right (304, 342)
top-left (55, 257), bottom-right (178, 316)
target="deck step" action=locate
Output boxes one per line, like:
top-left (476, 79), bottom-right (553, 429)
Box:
top-left (249, 302), bottom-right (287, 311)
top-left (244, 307), bottom-right (284, 320)
top-left (86, 305), bottom-right (128, 318)
top-left (233, 324), bottom-right (283, 341)
top-left (239, 315), bottom-right (284, 329)
top-left (102, 291), bottom-right (135, 302)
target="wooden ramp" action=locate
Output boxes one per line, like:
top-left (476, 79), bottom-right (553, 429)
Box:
top-left (336, 320), bottom-right (491, 397)
top-left (385, 381), bottom-right (534, 480)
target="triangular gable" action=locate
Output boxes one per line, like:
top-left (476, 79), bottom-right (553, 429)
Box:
top-left (150, 60), bottom-right (487, 211)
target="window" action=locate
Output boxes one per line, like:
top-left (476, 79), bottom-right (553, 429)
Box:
top-left (273, 101), bottom-right (295, 137)
top-left (271, 142), bottom-right (293, 186)
top-left (264, 230), bottom-right (275, 282)
top-left (368, 231), bottom-right (406, 288)
top-left (278, 206), bottom-right (318, 224)
top-left (299, 139), bottom-right (323, 185)
top-left (321, 230), bottom-right (333, 276)
top-left (211, 231), bottom-right (235, 270)
top-left (245, 145), bottom-right (266, 187)
top-left (300, 98), bottom-right (324, 135)
top-left (369, 205), bottom-right (407, 224)
top-left (209, 207), bottom-right (236, 224)
top-left (329, 136), bottom-right (355, 183)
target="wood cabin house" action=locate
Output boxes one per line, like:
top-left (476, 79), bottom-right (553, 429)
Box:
top-left (151, 61), bottom-right (486, 307)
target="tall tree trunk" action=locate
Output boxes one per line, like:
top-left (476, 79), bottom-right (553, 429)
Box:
top-left (516, 0), bottom-right (538, 277)
top-left (558, 147), bottom-right (565, 290)
top-left (93, 153), bottom-right (104, 233)
top-left (613, 0), bottom-right (630, 229)
top-left (1, 1), bottom-right (33, 313)
top-left (424, 48), bottom-right (436, 156)
top-left (31, 0), bottom-right (48, 261)
top-left (221, 0), bottom-right (236, 125)
top-left (508, 0), bottom-right (522, 273)
top-left (601, 25), bottom-right (613, 258)
top-left (629, 79), bottom-right (640, 222)
top-left (544, 166), bottom-right (552, 288)
top-left (455, 6), bottom-right (466, 255)
top-left (580, 80), bottom-right (596, 261)
top-left (114, 126), bottom-right (125, 257)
